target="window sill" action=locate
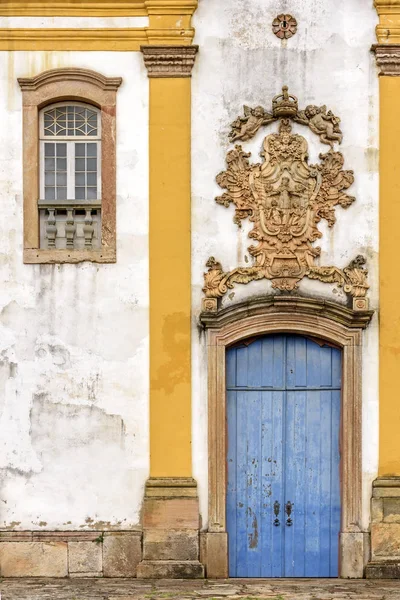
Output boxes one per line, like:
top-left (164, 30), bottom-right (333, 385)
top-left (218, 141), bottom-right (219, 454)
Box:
top-left (24, 247), bottom-right (116, 264)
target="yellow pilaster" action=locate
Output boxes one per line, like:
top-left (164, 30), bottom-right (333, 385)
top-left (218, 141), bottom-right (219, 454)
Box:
top-left (138, 43), bottom-right (203, 580)
top-left (374, 1), bottom-right (400, 475)
top-left (379, 75), bottom-right (400, 475)
top-left (142, 45), bottom-right (198, 478)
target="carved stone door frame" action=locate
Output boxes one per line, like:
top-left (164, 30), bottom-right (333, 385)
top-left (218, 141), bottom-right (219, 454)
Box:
top-left (200, 296), bottom-right (373, 579)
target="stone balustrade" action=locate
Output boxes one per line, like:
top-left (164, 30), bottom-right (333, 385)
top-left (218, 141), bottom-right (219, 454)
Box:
top-left (38, 200), bottom-right (101, 250)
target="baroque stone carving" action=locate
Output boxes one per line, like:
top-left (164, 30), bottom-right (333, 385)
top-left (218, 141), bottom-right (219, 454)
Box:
top-left (141, 45), bottom-right (198, 78)
top-left (374, 45), bottom-right (400, 76)
top-left (203, 87), bottom-right (369, 311)
top-left (229, 86), bottom-right (342, 147)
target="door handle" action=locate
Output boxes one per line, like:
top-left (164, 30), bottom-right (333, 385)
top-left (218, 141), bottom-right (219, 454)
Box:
top-left (273, 500), bottom-right (280, 526)
top-left (285, 501), bottom-right (294, 526)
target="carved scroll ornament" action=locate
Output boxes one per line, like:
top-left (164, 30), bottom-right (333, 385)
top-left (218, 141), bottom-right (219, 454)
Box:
top-left (202, 87), bottom-right (369, 312)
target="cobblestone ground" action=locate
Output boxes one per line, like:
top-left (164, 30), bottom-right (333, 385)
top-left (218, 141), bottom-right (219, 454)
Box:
top-left (1, 578), bottom-right (400, 600)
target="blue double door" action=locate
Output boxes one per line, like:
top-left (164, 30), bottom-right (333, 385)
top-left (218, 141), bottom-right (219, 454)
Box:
top-left (226, 334), bottom-right (341, 577)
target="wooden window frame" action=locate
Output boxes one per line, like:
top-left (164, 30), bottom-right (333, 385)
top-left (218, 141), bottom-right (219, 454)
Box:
top-left (39, 102), bottom-right (102, 203)
top-left (18, 68), bottom-right (122, 264)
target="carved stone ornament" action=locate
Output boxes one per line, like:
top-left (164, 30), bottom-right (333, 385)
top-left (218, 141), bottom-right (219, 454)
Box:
top-left (373, 45), bottom-right (400, 76)
top-left (202, 87), bottom-right (369, 312)
top-left (272, 14), bottom-right (297, 39)
top-left (141, 45), bottom-right (198, 78)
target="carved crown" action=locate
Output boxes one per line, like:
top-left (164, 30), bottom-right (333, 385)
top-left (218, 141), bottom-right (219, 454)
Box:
top-left (272, 86), bottom-right (298, 118)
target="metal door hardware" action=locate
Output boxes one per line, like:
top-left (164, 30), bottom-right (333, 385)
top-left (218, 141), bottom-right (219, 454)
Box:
top-left (273, 500), bottom-right (280, 526)
top-left (285, 500), bottom-right (294, 526)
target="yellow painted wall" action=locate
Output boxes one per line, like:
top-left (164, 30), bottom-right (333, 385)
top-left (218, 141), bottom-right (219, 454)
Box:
top-left (379, 76), bottom-right (400, 475)
top-left (149, 77), bottom-right (192, 477)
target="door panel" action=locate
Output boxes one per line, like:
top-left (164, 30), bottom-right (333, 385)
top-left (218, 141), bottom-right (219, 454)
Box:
top-left (227, 389), bottom-right (285, 577)
top-left (226, 334), bottom-right (342, 578)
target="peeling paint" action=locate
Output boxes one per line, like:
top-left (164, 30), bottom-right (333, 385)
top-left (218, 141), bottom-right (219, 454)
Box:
top-left (0, 51), bottom-right (149, 530)
top-left (248, 514), bottom-right (259, 549)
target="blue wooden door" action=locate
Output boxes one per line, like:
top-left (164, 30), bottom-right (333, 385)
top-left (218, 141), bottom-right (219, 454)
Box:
top-left (226, 334), bottom-right (341, 577)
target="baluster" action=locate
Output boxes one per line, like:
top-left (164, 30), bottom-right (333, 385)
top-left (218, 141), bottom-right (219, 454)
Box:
top-left (65, 208), bottom-right (76, 249)
top-left (83, 208), bottom-right (94, 248)
top-left (46, 208), bottom-right (57, 248)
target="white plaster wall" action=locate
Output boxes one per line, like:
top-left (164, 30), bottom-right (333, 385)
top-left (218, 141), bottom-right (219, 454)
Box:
top-left (192, 0), bottom-right (379, 532)
top-left (0, 50), bottom-right (149, 530)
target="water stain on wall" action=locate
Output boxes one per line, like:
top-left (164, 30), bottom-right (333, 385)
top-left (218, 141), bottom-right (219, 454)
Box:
top-left (30, 394), bottom-right (126, 455)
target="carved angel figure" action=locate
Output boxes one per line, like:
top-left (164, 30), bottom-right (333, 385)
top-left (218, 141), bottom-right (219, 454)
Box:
top-left (229, 105), bottom-right (275, 142)
top-left (298, 105), bottom-right (343, 147)
top-left (202, 86), bottom-right (369, 308)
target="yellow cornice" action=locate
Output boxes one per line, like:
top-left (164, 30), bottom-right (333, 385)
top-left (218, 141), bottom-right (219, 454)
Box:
top-left (0, 0), bottom-right (197, 16)
top-left (375, 0), bottom-right (400, 43)
top-left (145, 0), bottom-right (197, 15)
top-left (0, 1), bottom-right (144, 16)
top-left (0, 26), bottom-right (196, 49)
top-left (0, 0), bottom-right (198, 49)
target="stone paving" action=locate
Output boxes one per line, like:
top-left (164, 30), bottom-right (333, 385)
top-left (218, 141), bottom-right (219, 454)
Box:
top-left (1, 578), bottom-right (400, 600)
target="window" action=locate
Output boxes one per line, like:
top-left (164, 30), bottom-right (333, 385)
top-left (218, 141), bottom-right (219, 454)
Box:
top-left (41, 103), bottom-right (101, 201)
top-left (39, 103), bottom-right (102, 250)
top-left (18, 67), bottom-right (122, 263)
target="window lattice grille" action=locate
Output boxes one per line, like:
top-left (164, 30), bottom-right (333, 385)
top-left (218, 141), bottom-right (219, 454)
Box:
top-left (43, 105), bottom-right (98, 137)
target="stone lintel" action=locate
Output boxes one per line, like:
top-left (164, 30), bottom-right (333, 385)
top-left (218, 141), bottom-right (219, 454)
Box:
top-left (200, 295), bottom-right (374, 331)
top-left (141, 45), bottom-right (198, 77)
top-left (373, 44), bottom-right (400, 76)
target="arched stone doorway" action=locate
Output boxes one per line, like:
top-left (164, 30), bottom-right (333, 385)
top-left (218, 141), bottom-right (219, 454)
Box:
top-left (200, 296), bottom-right (373, 578)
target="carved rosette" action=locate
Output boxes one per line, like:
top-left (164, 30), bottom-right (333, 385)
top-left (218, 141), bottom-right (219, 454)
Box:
top-left (202, 87), bottom-right (369, 312)
top-left (272, 14), bottom-right (298, 39)
top-left (141, 45), bottom-right (198, 78)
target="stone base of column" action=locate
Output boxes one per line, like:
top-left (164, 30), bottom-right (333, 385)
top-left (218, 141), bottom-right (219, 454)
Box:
top-left (136, 477), bottom-right (205, 579)
top-left (366, 477), bottom-right (400, 579)
top-left (340, 531), bottom-right (369, 578)
top-left (199, 532), bottom-right (228, 578)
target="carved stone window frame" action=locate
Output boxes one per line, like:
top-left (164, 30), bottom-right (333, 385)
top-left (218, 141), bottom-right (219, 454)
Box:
top-left (200, 295), bottom-right (373, 578)
top-left (18, 68), bottom-right (122, 264)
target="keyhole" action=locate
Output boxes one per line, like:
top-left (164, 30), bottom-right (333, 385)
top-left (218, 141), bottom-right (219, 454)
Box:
top-left (282, 20), bottom-right (287, 29)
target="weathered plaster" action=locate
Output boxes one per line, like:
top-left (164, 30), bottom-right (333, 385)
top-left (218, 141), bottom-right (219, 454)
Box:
top-left (191, 0), bottom-right (379, 532)
top-left (0, 50), bottom-right (149, 529)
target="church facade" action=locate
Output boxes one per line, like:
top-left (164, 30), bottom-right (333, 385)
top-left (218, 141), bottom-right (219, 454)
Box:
top-left (0, 0), bottom-right (398, 580)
